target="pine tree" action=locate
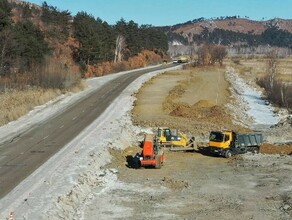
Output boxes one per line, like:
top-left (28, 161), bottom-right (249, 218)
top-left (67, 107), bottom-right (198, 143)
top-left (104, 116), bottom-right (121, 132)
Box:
top-left (0, 0), bottom-right (12, 30)
top-left (14, 21), bottom-right (50, 71)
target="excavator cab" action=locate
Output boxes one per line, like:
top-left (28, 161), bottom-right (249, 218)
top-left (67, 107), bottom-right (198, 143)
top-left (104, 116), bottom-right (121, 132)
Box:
top-left (157, 127), bottom-right (175, 143)
top-left (158, 128), bottom-right (173, 141)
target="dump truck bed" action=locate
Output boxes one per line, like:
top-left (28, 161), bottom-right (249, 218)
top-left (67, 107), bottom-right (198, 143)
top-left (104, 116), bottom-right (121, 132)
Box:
top-left (237, 133), bottom-right (263, 147)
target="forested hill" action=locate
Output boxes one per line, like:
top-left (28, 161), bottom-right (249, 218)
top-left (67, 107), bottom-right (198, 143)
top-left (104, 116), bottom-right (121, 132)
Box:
top-left (164, 17), bottom-right (292, 48)
top-left (0, 0), bottom-right (168, 85)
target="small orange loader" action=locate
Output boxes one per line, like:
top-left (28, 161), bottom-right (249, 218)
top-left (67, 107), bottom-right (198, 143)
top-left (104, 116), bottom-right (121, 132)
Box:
top-left (135, 134), bottom-right (164, 169)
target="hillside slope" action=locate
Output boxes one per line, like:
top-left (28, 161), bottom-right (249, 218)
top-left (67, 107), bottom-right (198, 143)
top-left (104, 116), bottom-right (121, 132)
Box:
top-left (2, 0), bottom-right (168, 81)
top-left (173, 18), bottom-right (292, 35)
top-left (165, 17), bottom-right (292, 56)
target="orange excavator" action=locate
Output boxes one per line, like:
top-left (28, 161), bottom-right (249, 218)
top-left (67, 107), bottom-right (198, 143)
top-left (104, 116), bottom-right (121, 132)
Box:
top-left (134, 134), bottom-right (165, 169)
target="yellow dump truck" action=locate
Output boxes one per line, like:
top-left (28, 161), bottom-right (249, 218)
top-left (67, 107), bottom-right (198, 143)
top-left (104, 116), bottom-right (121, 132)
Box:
top-left (172, 55), bottom-right (190, 64)
top-left (177, 55), bottom-right (190, 63)
top-left (209, 130), bottom-right (263, 158)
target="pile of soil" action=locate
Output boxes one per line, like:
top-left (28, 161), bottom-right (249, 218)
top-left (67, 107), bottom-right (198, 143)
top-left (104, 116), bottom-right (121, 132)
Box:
top-left (162, 84), bottom-right (187, 112)
top-left (169, 100), bottom-right (233, 128)
top-left (193, 100), bottom-right (214, 108)
top-left (107, 146), bottom-right (140, 169)
top-left (261, 143), bottom-right (292, 155)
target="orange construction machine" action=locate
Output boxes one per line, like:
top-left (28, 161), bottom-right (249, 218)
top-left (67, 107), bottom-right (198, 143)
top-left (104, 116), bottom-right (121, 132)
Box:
top-left (135, 134), bottom-right (165, 169)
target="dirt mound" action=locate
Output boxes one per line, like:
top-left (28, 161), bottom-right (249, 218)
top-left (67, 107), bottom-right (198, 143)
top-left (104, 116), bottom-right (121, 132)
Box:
top-left (261, 143), bottom-right (292, 155)
top-left (169, 102), bottom-right (191, 117)
top-left (162, 83), bottom-right (188, 112)
top-left (192, 100), bottom-right (215, 108)
top-left (107, 146), bottom-right (141, 168)
top-left (169, 101), bottom-right (231, 126)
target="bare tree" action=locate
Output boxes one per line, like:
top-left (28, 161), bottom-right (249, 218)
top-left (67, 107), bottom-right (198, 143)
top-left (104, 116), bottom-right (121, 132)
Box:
top-left (114, 35), bottom-right (125, 63)
top-left (266, 50), bottom-right (278, 90)
top-left (197, 44), bottom-right (227, 66)
top-left (257, 50), bottom-right (292, 110)
top-left (197, 44), bottom-right (211, 65)
top-left (211, 45), bottom-right (228, 66)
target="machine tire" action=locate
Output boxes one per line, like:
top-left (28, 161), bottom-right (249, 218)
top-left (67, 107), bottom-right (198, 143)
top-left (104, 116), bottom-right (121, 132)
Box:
top-left (158, 150), bottom-right (164, 165)
top-left (224, 150), bottom-right (232, 158)
top-left (155, 155), bottom-right (162, 169)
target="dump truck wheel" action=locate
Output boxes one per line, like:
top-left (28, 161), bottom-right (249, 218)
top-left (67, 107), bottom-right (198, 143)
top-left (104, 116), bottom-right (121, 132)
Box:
top-left (155, 155), bottom-right (162, 169)
top-left (253, 147), bottom-right (260, 154)
top-left (225, 150), bottom-right (232, 158)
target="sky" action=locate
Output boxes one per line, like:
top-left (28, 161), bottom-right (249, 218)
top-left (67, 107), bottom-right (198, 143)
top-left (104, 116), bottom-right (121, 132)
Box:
top-left (26, 0), bottom-right (292, 26)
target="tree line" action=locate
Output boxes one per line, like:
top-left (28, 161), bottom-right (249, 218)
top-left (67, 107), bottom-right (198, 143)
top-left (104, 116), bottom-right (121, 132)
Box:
top-left (0, 0), bottom-right (168, 90)
top-left (165, 18), bottom-right (292, 49)
top-left (73, 13), bottom-right (168, 73)
top-left (192, 26), bottom-right (292, 48)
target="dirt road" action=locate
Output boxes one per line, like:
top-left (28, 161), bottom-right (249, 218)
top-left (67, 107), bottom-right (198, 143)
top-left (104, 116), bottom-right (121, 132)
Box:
top-left (85, 66), bottom-right (292, 219)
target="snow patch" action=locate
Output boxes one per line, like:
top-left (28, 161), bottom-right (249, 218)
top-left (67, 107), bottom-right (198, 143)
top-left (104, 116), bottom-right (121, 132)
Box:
top-left (226, 67), bottom-right (280, 129)
top-left (170, 40), bottom-right (183, 46)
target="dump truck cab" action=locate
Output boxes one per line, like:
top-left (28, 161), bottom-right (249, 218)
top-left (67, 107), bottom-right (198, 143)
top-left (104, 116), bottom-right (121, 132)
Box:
top-left (209, 131), bottom-right (235, 157)
top-left (209, 131), bottom-right (234, 149)
top-left (177, 55), bottom-right (190, 63)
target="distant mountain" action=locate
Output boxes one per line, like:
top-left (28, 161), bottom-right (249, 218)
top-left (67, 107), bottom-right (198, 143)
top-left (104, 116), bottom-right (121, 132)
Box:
top-left (162, 17), bottom-right (292, 56)
top-left (171, 17), bottom-right (292, 35)
top-left (165, 17), bottom-right (292, 44)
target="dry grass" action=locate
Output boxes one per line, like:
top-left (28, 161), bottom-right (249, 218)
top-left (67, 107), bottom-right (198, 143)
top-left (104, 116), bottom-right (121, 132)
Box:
top-left (85, 50), bottom-right (163, 77)
top-left (0, 89), bottom-right (58, 126)
top-left (0, 81), bottom-right (85, 126)
top-left (228, 57), bottom-right (292, 83)
top-left (0, 56), bottom-right (86, 126)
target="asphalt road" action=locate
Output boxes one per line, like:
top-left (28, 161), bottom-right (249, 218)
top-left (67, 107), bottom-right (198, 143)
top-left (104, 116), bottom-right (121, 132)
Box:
top-left (0, 64), bottom-right (178, 198)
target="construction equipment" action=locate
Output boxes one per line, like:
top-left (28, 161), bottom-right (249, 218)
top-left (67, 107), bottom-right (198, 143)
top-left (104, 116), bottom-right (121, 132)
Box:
top-left (156, 127), bottom-right (195, 151)
top-left (172, 55), bottom-right (190, 64)
top-left (134, 134), bottom-right (164, 169)
top-left (209, 130), bottom-right (263, 158)
top-left (177, 55), bottom-right (190, 63)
